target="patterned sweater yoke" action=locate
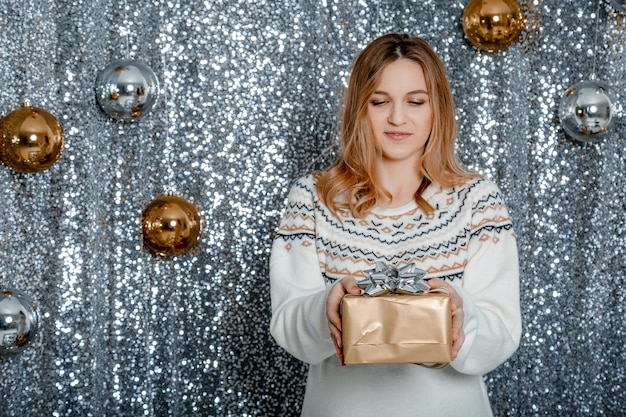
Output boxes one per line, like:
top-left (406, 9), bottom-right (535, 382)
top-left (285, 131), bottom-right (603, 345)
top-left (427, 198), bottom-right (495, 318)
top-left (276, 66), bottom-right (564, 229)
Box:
top-left (276, 174), bottom-right (515, 284)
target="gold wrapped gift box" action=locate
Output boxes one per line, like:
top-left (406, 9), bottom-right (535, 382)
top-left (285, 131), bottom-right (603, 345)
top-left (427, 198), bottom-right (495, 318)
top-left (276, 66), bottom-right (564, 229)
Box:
top-left (341, 293), bottom-right (453, 365)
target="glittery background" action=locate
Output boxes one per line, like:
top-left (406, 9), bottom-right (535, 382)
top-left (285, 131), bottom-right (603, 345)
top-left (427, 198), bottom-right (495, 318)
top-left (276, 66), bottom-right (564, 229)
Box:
top-left (0, 0), bottom-right (624, 415)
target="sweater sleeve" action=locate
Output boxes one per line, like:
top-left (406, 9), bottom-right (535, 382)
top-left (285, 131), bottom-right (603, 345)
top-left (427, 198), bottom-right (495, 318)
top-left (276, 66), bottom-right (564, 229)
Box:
top-left (450, 180), bottom-right (522, 375)
top-left (269, 177), bottom-right (337, 365)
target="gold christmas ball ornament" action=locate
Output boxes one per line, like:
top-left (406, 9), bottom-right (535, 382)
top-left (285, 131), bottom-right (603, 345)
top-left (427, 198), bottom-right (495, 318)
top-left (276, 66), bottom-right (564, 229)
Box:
top-left (463, 0), bottom-right (525, 52)
top-left (141, 194), bottom-right (201, 256)
top-left (0, 100), bottom-right (65, 173)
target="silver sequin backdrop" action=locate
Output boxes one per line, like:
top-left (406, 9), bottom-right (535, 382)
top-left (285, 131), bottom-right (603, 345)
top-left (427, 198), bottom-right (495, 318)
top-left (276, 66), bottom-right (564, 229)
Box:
top-left (0, 0), bottom-right (624, 416)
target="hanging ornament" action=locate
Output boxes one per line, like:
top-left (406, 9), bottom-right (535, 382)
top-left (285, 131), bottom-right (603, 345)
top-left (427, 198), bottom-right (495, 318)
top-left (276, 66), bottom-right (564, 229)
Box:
top-left (0, 100), bottom-right (65, 173)
top-left (141, 193), bottom-right (201, 256)
top-left (95, 59), bottom-right (160, 121)
top-left (462, 0), bottom-right (525, 52)
top-left (611, 0), bottom-right (626, 13)
top-left (557, 2), bottom-right (613, 143)
top-left (0, 289), bottom-right (40, 355)
top-left (558, 78), bottom-right (616, 143)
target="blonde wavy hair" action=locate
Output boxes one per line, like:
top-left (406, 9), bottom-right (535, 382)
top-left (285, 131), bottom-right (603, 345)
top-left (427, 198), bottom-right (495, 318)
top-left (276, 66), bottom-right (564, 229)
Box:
top-left (315, 33), bottom-right (477, 218)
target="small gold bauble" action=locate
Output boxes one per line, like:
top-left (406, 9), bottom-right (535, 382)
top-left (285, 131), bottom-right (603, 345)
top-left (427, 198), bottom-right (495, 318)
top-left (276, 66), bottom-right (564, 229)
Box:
top-left (0, 100), bottom-right (65, 173)
top-left (141, 194), bottom-right (201, 256)
top-left (463, 0), bottom-right (525, 52)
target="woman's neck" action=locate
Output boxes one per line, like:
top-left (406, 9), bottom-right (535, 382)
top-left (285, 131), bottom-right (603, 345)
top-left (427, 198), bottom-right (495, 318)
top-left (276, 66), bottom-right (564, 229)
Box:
top-left (376, 160), bottom-right (422, 208)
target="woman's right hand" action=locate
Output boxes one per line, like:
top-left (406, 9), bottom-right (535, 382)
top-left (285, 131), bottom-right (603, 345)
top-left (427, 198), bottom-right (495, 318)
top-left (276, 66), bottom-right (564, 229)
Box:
top-left (326, 276), bottom-right (362, 365)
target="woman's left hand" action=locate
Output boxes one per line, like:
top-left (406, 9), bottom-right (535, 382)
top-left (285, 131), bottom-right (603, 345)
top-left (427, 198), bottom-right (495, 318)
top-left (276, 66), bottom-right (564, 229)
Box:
top-left (326, 276), bottom-right (362, 365)
top-left (427, 278), bottom-right (465, 359)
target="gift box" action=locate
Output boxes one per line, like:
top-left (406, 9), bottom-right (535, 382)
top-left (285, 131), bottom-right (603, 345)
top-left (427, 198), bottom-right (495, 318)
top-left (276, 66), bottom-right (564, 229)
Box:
top-left (341, 293), bottom-right (452, 365)
top-left (341, 262), bottom-right (452, 365)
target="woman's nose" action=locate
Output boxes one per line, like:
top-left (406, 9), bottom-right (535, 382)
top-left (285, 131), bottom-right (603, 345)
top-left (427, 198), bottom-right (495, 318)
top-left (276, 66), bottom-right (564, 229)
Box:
top-left (387, 103), bottom-right (406, 125)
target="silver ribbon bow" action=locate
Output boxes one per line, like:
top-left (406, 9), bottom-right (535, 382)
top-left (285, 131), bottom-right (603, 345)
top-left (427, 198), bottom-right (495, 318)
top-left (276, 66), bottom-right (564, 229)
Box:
top-left (357, 261), bottom-right (430, 297)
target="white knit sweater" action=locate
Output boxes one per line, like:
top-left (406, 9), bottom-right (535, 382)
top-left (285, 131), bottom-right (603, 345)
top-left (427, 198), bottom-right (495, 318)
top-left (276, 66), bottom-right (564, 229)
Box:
top-left (270, 174), bottom-right (521, 417)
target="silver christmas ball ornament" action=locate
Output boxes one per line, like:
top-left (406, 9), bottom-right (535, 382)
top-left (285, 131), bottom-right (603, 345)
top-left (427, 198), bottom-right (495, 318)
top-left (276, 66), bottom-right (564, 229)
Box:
top-left (558, 79), bottom-right (616, 143)
top-left (0, 289), bottom-right (40, 355)
top-left (95, 59), bottom-right (160, 121)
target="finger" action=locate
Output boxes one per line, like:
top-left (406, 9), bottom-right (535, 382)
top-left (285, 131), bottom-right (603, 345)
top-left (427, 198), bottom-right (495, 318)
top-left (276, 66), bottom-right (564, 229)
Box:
top-left (427, 277), bottom-right (445, 290)
top-left (327, 292), bottom-right (345, 332)
top-left (328, 310), bottom-right (342, 333)
top-left (450, 293), bottom-right (463, 316)
top-left (452, 329), bottom-right (465, 358)
top-left (429, 279), bottom-right (463, 312)
top-left (329, 322), bottom-right (342, 348)
top-left (344, 278), bottom-right (362, 295)
top-left (452, 301), bottom-right (464, 329)
top-left (329, 310), bottom-right (345, 361)
top-left (331, 329), bottom-right (343, 364)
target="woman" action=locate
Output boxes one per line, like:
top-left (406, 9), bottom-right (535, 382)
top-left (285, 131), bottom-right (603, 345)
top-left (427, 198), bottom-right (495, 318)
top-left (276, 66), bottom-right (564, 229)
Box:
top-left (270, 33), bottom-right (521, 417)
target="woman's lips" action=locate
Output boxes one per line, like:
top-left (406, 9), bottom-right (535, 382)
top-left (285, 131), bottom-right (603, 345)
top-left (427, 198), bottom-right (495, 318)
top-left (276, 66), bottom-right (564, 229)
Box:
top-left (385, 131), bottom-right (412, 140)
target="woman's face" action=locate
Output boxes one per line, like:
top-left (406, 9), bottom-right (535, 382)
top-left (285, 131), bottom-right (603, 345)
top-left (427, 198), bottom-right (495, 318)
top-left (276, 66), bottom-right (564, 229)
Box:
top-left (367, 59), bottom-right (433, 166)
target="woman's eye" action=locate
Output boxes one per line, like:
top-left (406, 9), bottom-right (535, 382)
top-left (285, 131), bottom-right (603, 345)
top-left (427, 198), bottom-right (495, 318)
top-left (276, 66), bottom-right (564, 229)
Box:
top-left (371, 100), bottom-right (386, 106)
top-left (409, 100), bottom-right (425, 106)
